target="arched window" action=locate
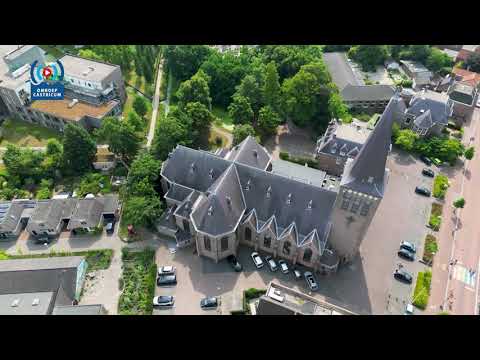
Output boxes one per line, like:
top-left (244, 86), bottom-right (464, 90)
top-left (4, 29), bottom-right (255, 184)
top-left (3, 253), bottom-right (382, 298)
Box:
top-left (245, 227), bottom-right (252, 241)
top-left (263, 235), bottom-right (271, 248)
top-left (283, 242), bottom-right (291, 255)
top-left (204, 236), bottom-right (211, 251)
top-left (303, 248), bottom-right (313, 263)
top-left (183, 219), bottom-right (190, 233)
top-left (221, 236), bottom-right (229, 252)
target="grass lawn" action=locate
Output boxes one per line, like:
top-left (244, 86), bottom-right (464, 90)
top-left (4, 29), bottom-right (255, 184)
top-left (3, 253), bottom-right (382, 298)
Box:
top-left (75, 173), bottom-right (113, 198)
top-left (118, 248), bottom-right (157, 315)
top-left (0, 118), bottom-right (63, 147)
top-left (212, 106), bottom-right (234, 132)
top-left (2, 249), bottom-right (113, 274)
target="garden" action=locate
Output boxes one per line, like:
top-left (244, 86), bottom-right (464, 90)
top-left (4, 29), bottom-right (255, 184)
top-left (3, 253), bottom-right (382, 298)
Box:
top-left (231, 288), bottom-right (266, 315)
top-left (0, 118), bottom-right (63, 147)
top-left (422, 234), bottom-right (439, 264)
top-left (412, 270), bottom-right (432, 310)
top-left (279, 151), bottom-right (319, 168)
top-left (433, 175), bottom-right (449, 199)
top-left (118, 247), bottom-right (157, 315)
top-left (429, 203), bottom-right (443, 231)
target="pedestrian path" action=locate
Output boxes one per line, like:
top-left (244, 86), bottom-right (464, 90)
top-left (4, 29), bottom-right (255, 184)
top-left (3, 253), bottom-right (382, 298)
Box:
top-left (452, 264), bottom-right (476, 287)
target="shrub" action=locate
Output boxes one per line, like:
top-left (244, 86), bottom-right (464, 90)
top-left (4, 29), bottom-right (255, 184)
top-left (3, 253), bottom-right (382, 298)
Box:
top-left (465, 146), bottom-right (475, 160)
top-left (422, 234), bottom-right (438, 263)
top-left (453, 197), bottom-right (465, 209)
top-left (429, 215), bottom-right (442, 231)
top-left (36, 187), bottom-right (52, 200)
top-left (433, 175), bottom-right (449, 199)
top-left (279, 152), bottom-right (289, 160)
top-left (412, 270), bottom-right (432, 310)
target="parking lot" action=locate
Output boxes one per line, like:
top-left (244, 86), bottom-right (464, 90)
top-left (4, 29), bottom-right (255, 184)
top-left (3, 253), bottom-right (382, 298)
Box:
top-left (152, 148), bottom-right (437, 315)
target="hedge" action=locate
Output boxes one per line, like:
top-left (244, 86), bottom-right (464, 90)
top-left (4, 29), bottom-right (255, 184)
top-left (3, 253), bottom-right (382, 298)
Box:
top-left (433, 175), bottom-right (449, 199)
top-left (412, 270), bottom-right (432, 310)
top-left (422, 234), bottom-right (439, 263)
top-left (278, 151), bottom-right (318, 168)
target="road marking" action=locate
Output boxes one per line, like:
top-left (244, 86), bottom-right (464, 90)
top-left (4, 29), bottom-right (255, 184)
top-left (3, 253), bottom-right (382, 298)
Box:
top-left (452, 264), bottom-right (476, 287)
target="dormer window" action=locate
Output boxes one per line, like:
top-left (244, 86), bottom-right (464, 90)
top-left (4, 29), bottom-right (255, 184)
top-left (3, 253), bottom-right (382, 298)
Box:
top-left (307, 200), bottom-right (313, 210)
top-left (266, 186), bottom-right (272, 199)
top-left (226, 196), bottom-right (232, 208)
top-left (253, 150), bottom-right (258, 158)
top-left (286, 193), bottom-right (292, 205)
top-left (207, 206), bottom-right (214, 216)
top-left (367, 176), bottom-right (374, 183)
top-left (245, 179), bottom-right (251, 191)
top-left (209, 169), bottom-right (214, 179)
top-left (190, 162), bottom-right (196, 172)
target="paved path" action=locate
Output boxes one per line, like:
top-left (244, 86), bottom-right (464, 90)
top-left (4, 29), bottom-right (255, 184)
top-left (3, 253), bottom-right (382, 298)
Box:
top-left (428, 108), bottom-right (480, 315)
top-left (212, 124), bottom-right (233, 148)
top-left (146, 59), bottom-right (164, 148)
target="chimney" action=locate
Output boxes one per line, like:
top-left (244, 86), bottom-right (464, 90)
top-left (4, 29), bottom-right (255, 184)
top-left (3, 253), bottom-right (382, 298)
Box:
top-left (286, 193), bottom-right (292, 205)
top-left (307, 200), bottom-right (313, 210)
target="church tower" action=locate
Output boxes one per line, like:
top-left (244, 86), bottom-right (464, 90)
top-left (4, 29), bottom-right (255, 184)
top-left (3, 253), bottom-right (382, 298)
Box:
top-left (328, 94), bottom-right (400, 264)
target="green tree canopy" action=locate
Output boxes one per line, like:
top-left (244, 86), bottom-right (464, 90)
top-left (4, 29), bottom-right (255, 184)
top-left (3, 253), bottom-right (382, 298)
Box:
top-left (123, 195), bottom-right (163, 228)
top-left (127, 152), bottom-right (162, 189)
top-left (126, 110), bottom-right (144, 132)
top-left (426, 48), bottom-right (453, 73)
top-left (96, 117), bottom-right (141, 163)
top-left (232, 124), bottom-right (256, 145)
top-left (3, 144), bottom-right (44, 185)
top-left (184, 101), bottom-right (214, 134)
top-left (395, 129), bottom-right (419, 151)
top-left (62, 123), bottom-right (97, 176)
top-left (348, 45), bottom-right (389, 72)
top-left (465, 52), bottom-right (480, 73)
top-left (152, 109), bottom-right (191, 160)
top-left (328, 91), bottom-right (351, 122)
top-left (132, 95), bottom-right (149, 118)
top-left (257, 105), bottom-right (281, 137)
top-left (263, 61), bottom-right (282, 112)
top-left (235, 74), bottom-right (263, 115)
top-left (228, 95), bottom-right (254, 124)
top-left (176, 69), bottom-right (212, 109)
top-left (163, 45), bottom-right (213, 82)
top-left (453, 197), bottom-right (466, 209)
top-left (464, 146), bottom-right (475, 160)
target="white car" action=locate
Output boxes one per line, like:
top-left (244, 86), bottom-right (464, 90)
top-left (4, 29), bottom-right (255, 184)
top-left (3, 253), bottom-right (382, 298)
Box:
top-left (158, 265), bottom-right (175, 276)
top-left (304, 271), bottom-right (319, 291)
top-left (477, 97), bottom-right (480, 108)
top-left (152, 296), bottom-right (174, 308)
top-left (251, 252), bottom-right (264, 269)
top-left (265, 256), bottom-right (278, 272)
top-left (278, 260), bottom-right (289, 274)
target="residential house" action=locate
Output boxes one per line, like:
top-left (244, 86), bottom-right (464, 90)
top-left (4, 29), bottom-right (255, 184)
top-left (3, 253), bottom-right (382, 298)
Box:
top-left (400, 60), bottom-right (432, 90)
top-left (67, 195), bottom-right (118, 234)
top-left (0, 200), bottom-right (36, 239)
top-left (26, 198), bottom-right (78, 238)
top-left (455, 45), bottom-right (480, 63)
top-left (0, 46), bottom-right (126, 132)
top-left (385, 59), bottom-right (400, 71)
top-left (0, 256), bottom-right (105, 315)
top-left (341, 84), bottom-right (396, 114)
top-left (159, 95), bottom-right (400, 270)
top-left (254, 281), bottom-right (357, 315)
top-left (452, 68), bottom-right (480, 88)
top-left (93, 146), bottom-right (116, 172)
top-left (315, 120), bottom-right (372, 176)
top-left (429, 74), bottom-right (453, 93)
top-left (401, 90), bottom-right (454, 136)
top-left (447, 82), bottom-right (478, 124)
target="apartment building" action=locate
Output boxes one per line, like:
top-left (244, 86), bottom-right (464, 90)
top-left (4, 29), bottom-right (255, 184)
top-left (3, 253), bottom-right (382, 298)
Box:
top-left (0, 46), bottom-right (125, 131)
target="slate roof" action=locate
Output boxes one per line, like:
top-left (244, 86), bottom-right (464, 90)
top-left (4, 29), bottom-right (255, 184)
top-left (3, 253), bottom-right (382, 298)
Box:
top-left (323, 52), bottom-right (361, 91)
top-left (225, 136), bottom-right (271, 170)
top-left (407, 90), bottom-right (452, 126)
top-left (0, 202), bottom-right (25, 233)
top-left (270, 159), bottom-right (327, 188)
top-left (174, 191), bottom-right (200, 219)
top-left (26, 199), bottom-right (78, 233)
top-left (341, 84), bottom-right (396, 102)
top-left (340, 93), bottom-right (400, 198)
top-left (52, 304), bottom-right (106, 315)
top-left (413, 109), bottom-right (433, 129)
top-left (67, 198), bottom-right (104, 230)
top-left (165, 183), bottom-right (193, 203)
top-left (191, 164), bottom-right (246, 237)
top-left (316, 121), bottom-right (371, 159)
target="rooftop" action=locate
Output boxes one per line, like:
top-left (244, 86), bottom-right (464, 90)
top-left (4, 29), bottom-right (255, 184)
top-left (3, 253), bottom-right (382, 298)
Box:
top-left (452, 67), bottom-right (480, 87)
top-left (52, 304), bottom-right (106, 315)
top-left (60, 54), bottom-right (118, 82)
top-left (271, 159), bottom-right (327, 188)
top-left (0, 256), bottom-right (84, 273)
top-left (29, 98), bottom-right (118, 122)
top-left (401, 60), bottom-right (431, 73)
top-left (323, 52), bottom-right (362, 91)
top-left (341, 84), bottom-right (396, 102)
top-left (0, 291), bottom-right (54, 315)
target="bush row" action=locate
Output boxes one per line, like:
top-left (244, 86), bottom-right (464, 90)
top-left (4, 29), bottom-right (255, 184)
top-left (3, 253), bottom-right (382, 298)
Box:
top-left (412, 270), bottom-right (432, 310)
top-left (279, 152), bottom-right (318, 168)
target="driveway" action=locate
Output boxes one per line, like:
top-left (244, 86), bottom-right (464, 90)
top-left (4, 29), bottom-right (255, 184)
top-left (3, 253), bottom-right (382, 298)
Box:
top-left (264, 121), bottom-right (317, 160)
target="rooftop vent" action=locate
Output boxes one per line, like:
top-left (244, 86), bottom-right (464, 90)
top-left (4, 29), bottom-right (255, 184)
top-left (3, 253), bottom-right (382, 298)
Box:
top-left (207, 206), bottom-right (214, 216)
top-left (245, 179), bottom-right (251, 191)
top-left (190, 162), bottom-right (196, 172)
top-left (253, 150), bottom-right (258, 158)
top-left (11, 299), bottom-right (19, 307)
top-left (367, 176), bottom-right (374, 183)
top-left (286, 193), bottom-right (292, 205)
top-left (32, 298), bottom-right (40, 306)
top-left (209, 169), bottom-right (214, 179)
top-left (307, 200), bottom-right (313, 210)
top-left (68, 99), bottom-right (79, 109)
top-left (266, 186), bottom-right (272, 199)
top-left (420, 109), bottom-right (425, 113)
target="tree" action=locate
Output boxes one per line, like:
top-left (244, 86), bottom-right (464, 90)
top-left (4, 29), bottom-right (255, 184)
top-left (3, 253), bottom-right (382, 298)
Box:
top-left (348, 45), bottom-right (389, 72)
top-left (465, 52), bottom-right (480, 73)
top-left (176, 70), bottom-right (212, 109)
top-left (453, 197), bottom-right (466, 209)
top-left (184, 101), bottom-right (214, 134)
top-left (163, 45), bottom-right (212, 82)
top-left (263, 61), bottom-right (282, 112)
top-left (127, 152), bottom-right (162, 189)
top-left (235, 75), bottom-right (263, 115)
top-left (407, 45), bottom-right (432, 63)
top-left (3, 144), bottom-right (44, 185)
top-left (465, 146), bottom-right (475, 160)
top-left (426, 48), bottom-right (453, 73)
top-left (96, 117), bottom-right (141, 163)
top-left (152, 109), bottom-right (191, 160)
top-left (78, 49), bottom-right (103, 62)
top-left (62, 123), bottom-right (97, 176)
top-left (132, 95), bottom-right (149, 118)
top-left (42, 139), bottom-right (63, 179)
top-left (323, 45), bottom-right (352, 53)
top-left (126, 111), bottom-right (144, 132)
top-left (232, 124), bottom-right (256, 145)
top-left (228, 95), bottom-right (254, 124)
top-left (328, 92), bottom-right (351, 122)
top-left (395, 129), bottom-right (419, 151)
top-left (123, 195), bottom-right (163, 228)
top-left (257, 106), bottom-right (281, 137)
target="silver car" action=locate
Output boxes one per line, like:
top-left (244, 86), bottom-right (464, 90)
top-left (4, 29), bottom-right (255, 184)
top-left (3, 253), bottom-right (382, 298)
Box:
top-left (278, 260), bottom-right (289, 274)
top-left (304, 271), bottom-right (318, 291)
top-left (251, 252), bottom-right (264, 269)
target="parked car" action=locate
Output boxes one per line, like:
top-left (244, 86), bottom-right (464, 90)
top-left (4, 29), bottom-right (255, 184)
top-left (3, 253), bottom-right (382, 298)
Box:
top-left (251, 252), bottom-right (264, 269)
top-left (278, 260), bottom-right (289, 274)
top-left (227, 255), bottom-right (242, 272)
top-left (432, 158), bottom-right (442, 166)
top-left (398, 248), bottom-right (415, 261)
top-left (400, 241), bottom-right (416, 253)
top-left (422, 168), bottom-right (434, 178)
top-left (293, 269), bottom-right (302, 280)
top-left (404, 303), bottom-right (414, 315)
top-left (420, 155), bottom-right (432, 166)
top-left (394, 269), bottom-right (413, 284)
top-left (105, 220), bottom-right (116, 235)
top-left (158, 266), bottom-right (175, 276)
top-left (200, 297), bottom-right (219, 310)
top-left (415, 186), bottom-right (431, 197)
top-left (153, 295), bottom-right (174, 308)
top-left (476, 97), bottom-right (480, 108)
top-left (157, 274), bottom-right (177, 286)
top-left (34, 235), bottom-right (52, 244)
top-left (265, 255), bottom-right (278, 272)
top-left (304, 271), bottom-right (319, 291)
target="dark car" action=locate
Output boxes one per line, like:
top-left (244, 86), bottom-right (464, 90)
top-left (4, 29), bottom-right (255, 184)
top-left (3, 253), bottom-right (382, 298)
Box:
top-left (105, 220), bottom-right (116, 235)
top-left (400, 241), bottom-right (416, 253)
top-left (420, 155), bottom-right (432, 166)
top-left (227, 255), bottom-right (242, 272)
top-left (200, 297), bottom-right (219, 310)
top-left (34, 235), bottom-right (52, 244)
top-left (394, 269), bottom-right (413, 284)
top-left (415, 186), bottom-right (431, 197)
top-left (157, 274), bottom-right (177, 286)
top-left (422, 168), bottom-right (434, 178)
top-left (153, 296), bottom-right (174, 308)
top-left (398, 248), bottom-right (415, 261)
